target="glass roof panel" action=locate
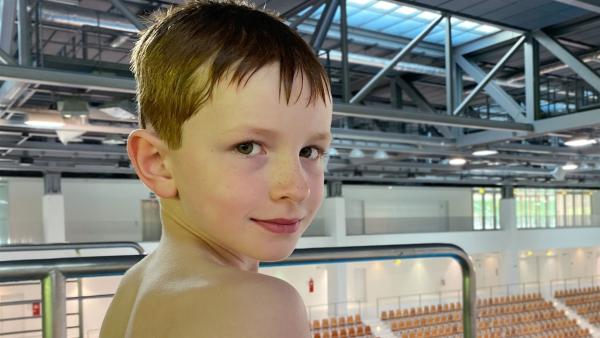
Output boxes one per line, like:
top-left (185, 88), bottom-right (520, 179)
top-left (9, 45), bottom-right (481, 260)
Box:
top-left (299, 1), bottom-right (503, 47)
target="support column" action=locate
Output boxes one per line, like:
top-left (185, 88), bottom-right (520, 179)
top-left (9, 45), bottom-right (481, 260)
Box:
top-left (42, 172), bottom-right (65, 243)
top-left (500, 185), bottom-right (520, 285)
top-left (322, 196), bottom-right (346, 243)
top-left (327, 263), bottom-right (348, 317)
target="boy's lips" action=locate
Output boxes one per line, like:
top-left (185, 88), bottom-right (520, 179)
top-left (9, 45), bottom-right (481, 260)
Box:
top-left (252, 218), bottom-right (302, 225)
top-left (251, 218), bottom-right (303, 234)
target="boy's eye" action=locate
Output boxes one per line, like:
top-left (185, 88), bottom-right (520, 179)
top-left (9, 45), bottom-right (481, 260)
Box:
top-left (236, 142), bottom-right (262, 156)
top-left (300, 146), bottom-right (325, 160)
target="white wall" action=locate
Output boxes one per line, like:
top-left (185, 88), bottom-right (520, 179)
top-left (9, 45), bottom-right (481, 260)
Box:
top-left (62, 179), bottom-right (151, 242)
top-left (7, 178), bottom-right (44, 243)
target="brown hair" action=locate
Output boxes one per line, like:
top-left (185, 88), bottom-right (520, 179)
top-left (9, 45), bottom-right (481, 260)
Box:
top-left (130, 0), bottom-right (331, 149)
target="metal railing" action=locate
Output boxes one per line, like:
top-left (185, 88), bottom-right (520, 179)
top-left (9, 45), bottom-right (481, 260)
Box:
top-left (0, 243), bottom-right (477, 338)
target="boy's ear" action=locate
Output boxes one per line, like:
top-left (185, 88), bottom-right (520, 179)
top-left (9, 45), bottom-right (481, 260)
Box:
top-left (127, 129), bottom-right (178, 199)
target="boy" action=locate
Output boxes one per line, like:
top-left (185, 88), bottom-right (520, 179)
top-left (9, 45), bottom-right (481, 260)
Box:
top-left (99, 0), bottom-right (332, 337)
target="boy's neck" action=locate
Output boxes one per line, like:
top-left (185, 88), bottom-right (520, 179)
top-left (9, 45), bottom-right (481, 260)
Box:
top-left (156, 198), bottom-right (260, 272)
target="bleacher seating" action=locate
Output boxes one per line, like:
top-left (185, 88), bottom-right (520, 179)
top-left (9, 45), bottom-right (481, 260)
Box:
top-left (556, 286), bottom-right (600, 327)
top-left (310, 313), bottom-right (376, 338)
top-left (380, 293), bottom-right (591, 338)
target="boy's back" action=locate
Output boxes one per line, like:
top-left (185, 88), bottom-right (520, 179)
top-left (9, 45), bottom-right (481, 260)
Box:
top-left (100, 247), bottom-right (310, 338)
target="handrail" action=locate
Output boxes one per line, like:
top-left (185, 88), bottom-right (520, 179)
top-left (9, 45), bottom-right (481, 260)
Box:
top-left (0, 243), bottom-right (476, 338)
top-left (0, 241), bottom-right (146, 255)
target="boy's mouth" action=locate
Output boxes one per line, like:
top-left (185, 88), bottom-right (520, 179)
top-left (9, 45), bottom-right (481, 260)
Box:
top-left (251, 218), bottom-right (302, 234)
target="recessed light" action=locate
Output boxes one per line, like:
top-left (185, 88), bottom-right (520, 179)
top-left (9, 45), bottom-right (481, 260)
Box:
top-left (472, 149), bottom-right (498, 156)
top-left (562, 163), bottom-right (578, 171)
top-left (448, 158), bottom-right (466, 166)
top-left (564, 138), bottom-right (597, 147)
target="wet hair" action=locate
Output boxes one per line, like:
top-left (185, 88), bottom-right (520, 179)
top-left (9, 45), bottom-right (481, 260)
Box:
top-left (130, 0), bottom-right (331, 149)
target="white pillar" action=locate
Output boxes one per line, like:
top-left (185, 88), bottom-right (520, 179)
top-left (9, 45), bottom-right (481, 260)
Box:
top-left (500, 198), bottom-right (520, 286)
top-left (327, 263), bottom-right (348, 317)
top-left (42, 173), bottom-right (66, 243)
top-left (322, 197), bottom-right (346, 245)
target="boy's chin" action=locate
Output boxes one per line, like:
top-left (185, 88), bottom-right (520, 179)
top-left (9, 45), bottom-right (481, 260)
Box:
top-left (253, 245), bottom-right (297, 263)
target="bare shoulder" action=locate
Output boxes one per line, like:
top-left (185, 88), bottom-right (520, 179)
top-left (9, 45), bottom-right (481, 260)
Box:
top-left (149, 270), bottom-right (310, 338)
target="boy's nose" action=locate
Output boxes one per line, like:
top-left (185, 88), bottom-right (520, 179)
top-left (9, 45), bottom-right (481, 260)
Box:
top-left (269, 158), bottom-right (311, 203)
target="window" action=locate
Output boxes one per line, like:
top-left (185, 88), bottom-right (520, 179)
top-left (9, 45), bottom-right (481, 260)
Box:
top-left (516, 188), bottom-right (595, 229)
top-left (472, 188), bottom-right (501, 230)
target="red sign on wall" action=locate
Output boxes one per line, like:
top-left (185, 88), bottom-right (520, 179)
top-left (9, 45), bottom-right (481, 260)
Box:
top-left (32, 302), bottom-right (41, 316)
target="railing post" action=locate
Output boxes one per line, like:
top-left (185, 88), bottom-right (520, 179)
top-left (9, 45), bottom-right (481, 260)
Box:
top-left (42, 270), bottom-right (66, 338)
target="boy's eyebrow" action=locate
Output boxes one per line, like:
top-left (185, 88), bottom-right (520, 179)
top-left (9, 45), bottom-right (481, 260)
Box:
top-left (224, 126), bottom-right (332, 142)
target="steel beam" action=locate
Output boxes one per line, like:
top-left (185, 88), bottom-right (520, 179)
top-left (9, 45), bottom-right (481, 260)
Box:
top-left (17, 0), bottom-right (31, 66)
top-left (454, 31), bottom-right (522, 56)
top-left (110, 0), bottom-right (145, 31)
top-left (453, 36), bottom-right (525, 117)
top-left (454, 55), bottom-right (523, 117)
top-left (339, 0), bottom-right (350, 103)
top-left (524, 36), bottom-right (540, 122)
top-left (350, 15), bottom-right (443, 104)
top-left (331, 127), bottom-right (455, 146)
top-left (533, 30), bottom-right (600, 94)
top-left (310, 0), bottom-right (339, 52)
top-left (444, 16), bottom-right (455, 115)
top-left (334, 103), bottom-right (533, 132)
top-left (553, 0), bottom-right (600, 14)
top-left (0, 0), bottom-right (16, 55)
top-left (288, 0), bottom-right (322, 29)
top-left (457, 130), bottom-right (529, 148)
top-left (0, 64), bottom-right (136, 93)
top-left (534, 108), bottom-right (600, 134)
top-left (395, 78), bottom-right (453, 138)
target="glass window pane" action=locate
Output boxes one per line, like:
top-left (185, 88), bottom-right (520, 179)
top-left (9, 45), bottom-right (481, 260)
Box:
top-left (583, 193), bottom-right (592, 226)
top-left (495, 192), bottom-right (501, 229)
top-left (556, 192), bottom-right (565, 227)
top-left (473, 191), bottom-right (483, 230)
top-left (548, 192), bottom-right (556, 228)
top-left (484, 193), bottom-right (494, 230)
top-left (565, 193), bottom-right (574, 226)
top-left (574, 193), bottom-right (583, 225)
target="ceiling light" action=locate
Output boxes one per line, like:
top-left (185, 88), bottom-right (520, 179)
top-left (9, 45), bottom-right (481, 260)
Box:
top-left (349, 148), bottom-right (365, 158)
top-left (373, 149), bottom-right (389, 160)
top-left (102, 135), bottom-right (126, 145)
top-left (472, 149), bottom-right (498, 156)
top-left (448, 158), bottom-right (467, 166)
top-left (564, 138), bottom-right (597, 147)
top-left (562, 163), bottom-right (578, 171)
top-left (395, 5), bottom-right (418, 15)
top-left (98, 100), bottom-right (137, 120)
top-left (327, 147), bottom-right (339, 157)
top-left (24, 111), bottom-right (65, 129)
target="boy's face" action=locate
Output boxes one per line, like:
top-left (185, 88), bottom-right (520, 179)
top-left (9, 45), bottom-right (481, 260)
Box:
top-left (168, 63), bottom-right (332, 262)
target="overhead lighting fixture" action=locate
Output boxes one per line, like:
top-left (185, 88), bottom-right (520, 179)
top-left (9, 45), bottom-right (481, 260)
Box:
top-left (472, 149), bottom-right (498, 156)
top-left (102, 135), bottom-right (126, 145)
top-left (562, 163), bottom-right (578, 171)
top-left (349, 148), bottom-right (365, 158)
top-left (348, 0), bottom-right (371, 5)
top-left (327, 147), bottom-right (339, 157)
top-left (58, 99), bottom-right (89, 119)
top-left (373, 150), bottom-right (389, 160)
top-left (564, 138), bottom-right (597, 147)
top-left (448, 158), bottom-right (467, 166)
top-left (24, 112), bottom-right (65, 129)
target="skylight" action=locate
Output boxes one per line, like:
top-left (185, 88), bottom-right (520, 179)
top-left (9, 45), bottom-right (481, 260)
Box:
top-left (293, 1), bottom-right (504, 46)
